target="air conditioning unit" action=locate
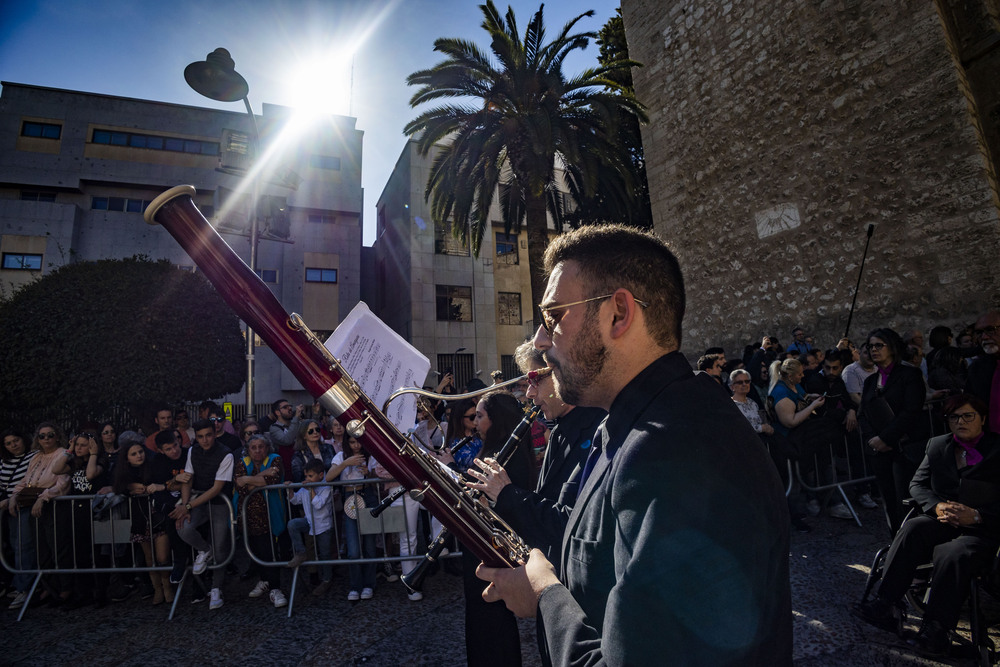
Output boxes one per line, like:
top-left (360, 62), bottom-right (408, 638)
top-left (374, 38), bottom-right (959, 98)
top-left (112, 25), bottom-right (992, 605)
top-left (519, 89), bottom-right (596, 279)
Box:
top-left (220, 129), bottom-right (251, 172)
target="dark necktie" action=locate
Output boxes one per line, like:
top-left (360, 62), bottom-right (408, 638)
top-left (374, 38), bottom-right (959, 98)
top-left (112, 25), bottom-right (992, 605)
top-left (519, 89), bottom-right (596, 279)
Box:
top-left (578, 422), bottom-right (607, 489)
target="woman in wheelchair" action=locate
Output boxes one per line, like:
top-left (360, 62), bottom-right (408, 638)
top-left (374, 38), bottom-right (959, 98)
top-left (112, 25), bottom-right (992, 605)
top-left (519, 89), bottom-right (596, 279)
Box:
top-left (853, 393), bottom-right (1000, 657)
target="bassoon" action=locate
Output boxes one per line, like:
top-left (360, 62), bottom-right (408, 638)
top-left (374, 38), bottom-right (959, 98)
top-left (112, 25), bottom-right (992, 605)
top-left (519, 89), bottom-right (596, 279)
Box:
top-left (144, 185), bottom-right (547, 569)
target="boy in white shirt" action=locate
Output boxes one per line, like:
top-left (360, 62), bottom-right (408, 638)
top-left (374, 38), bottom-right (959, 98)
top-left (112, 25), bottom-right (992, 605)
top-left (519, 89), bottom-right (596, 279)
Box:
top-left (286, 459), bottom-right (334, 596)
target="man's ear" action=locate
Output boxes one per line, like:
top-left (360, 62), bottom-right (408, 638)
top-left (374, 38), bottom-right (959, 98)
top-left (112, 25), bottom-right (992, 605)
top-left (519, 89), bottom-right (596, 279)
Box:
top-left (608, 290), bottom-right (638, 341)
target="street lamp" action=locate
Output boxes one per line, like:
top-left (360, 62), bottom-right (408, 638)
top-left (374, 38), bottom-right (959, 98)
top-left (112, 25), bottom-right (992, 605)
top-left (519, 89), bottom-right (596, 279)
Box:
top-left (185, 48), bottom-right (261, 419)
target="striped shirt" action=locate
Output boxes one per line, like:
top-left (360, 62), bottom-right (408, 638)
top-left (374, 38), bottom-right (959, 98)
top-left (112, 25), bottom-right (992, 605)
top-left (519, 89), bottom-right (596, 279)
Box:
top-left (0, 451), bottom-right (37, 499)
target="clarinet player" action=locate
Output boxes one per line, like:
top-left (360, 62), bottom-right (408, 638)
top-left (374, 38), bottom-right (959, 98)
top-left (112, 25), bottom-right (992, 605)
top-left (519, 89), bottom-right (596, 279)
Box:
top-left (467, 341), bottom-right (605, 571)
top-left (475, 224), bottom-right (793, 666)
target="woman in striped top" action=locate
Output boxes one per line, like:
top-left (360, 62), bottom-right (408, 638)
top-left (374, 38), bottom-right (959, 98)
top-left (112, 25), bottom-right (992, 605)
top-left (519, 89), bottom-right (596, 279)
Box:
top-left (1, 428), bottom-right (37, 609)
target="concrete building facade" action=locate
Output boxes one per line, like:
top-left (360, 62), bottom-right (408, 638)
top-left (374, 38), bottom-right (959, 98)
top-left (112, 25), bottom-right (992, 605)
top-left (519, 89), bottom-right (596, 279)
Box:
top-left (0, 82), bottom-right (363, 415)
top-left (373, 139), bottom-right (542, 390)
top-left (621, 0), bottom-right (1000, 356)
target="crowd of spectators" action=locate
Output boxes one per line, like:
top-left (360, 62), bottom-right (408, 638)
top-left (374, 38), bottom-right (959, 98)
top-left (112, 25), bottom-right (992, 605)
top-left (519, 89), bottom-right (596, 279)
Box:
top-left (3, 313), bottom-right (999, 662)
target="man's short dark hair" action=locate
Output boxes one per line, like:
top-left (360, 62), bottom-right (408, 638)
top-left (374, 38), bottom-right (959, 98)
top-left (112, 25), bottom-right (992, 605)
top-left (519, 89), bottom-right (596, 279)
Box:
top-left (304, 459), bottom-right (327, 476)
top-left (697, 353), bottom-right (724, 371)
top-left (192, 418), bottom-right (214, 433)
top-left (154, 429), bottom-right (178, 448)
top-left (271, 399), bottom-right (288, 413)
top-left (153, 403), bottom-right (172, 417)
top-left (542, 224), bottom-right (685, 349)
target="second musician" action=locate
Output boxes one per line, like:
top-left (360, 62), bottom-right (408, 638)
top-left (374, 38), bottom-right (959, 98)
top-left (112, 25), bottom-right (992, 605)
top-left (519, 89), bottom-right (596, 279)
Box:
top-left (462, 391), bottom-right (532, 667)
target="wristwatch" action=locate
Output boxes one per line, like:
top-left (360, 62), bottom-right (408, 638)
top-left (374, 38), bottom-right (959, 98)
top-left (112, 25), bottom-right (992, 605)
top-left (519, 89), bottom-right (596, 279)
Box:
top-left (185, 502), bottom-right (192, 511)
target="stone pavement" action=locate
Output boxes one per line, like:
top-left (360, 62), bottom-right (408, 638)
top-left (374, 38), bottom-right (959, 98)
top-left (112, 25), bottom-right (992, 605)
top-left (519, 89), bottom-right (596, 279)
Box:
top-left (4, 506), bottom-right (997, 666)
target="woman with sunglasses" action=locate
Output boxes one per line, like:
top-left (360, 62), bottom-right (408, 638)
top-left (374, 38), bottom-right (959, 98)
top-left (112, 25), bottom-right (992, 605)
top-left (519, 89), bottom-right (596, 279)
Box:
top-left (7, 422), bottom-right (72, 605)
top-left (97, 421), bottom-right (119, 478)
top-left (436, 398), bottom-right (483, 472)
top-left (859, 327), bottom-right (930, 534)
top-left (291, 420), bottom-right (336, 483)
top-left (854, 393), bottom-right (1000, 657)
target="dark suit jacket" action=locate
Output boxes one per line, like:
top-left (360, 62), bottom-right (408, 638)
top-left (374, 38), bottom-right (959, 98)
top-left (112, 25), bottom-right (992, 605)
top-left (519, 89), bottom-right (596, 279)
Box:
top-left (859, 363), bottom-right (929, 449)
top-left (966, 355), bottom-right (998, 408)
top-left (493, 406), bottom-right (606, 567)
top-left (537, 352), bottom-right (793, 666)
top-left (910, 432), bottom-right (1000, 538)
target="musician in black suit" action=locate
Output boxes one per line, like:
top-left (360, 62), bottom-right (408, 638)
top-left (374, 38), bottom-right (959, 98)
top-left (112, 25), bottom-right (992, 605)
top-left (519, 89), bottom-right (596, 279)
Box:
top-left (476, 224), bottom-right (793, 666)
top-left (468, 341), bottom-right (605, 570)
top-left (853, 393), bottom-right (1000, 657)
top-left (859, 327), bottom-right (930, 534)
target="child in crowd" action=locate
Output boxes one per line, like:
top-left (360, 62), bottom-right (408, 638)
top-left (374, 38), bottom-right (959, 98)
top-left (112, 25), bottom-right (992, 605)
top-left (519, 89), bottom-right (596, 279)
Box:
top-left (286, 459), bottom-right (334, 597)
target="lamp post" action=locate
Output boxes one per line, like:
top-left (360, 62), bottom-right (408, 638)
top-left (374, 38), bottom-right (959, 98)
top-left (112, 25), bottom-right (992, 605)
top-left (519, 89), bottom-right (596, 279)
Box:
top-left (184, 48), bottom-right (261, 419)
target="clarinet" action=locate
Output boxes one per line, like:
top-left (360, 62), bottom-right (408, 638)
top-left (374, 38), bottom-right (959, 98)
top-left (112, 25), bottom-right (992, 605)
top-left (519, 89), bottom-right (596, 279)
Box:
top-left (401, 404), bottom-right (542, 594)
top-left (144, 186), bottom-right (549, 570)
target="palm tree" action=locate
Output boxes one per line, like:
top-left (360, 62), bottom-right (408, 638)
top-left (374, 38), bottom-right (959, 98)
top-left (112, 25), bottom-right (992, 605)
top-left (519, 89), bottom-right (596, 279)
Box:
top-left (404, 0), bottom-right (647, 313)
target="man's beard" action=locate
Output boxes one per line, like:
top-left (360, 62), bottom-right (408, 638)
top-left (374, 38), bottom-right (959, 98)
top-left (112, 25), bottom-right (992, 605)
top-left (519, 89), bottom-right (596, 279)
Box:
top-left (984, 340), bottom-right (999, 356)
top-left (545, 324), bottom-right (609, 407)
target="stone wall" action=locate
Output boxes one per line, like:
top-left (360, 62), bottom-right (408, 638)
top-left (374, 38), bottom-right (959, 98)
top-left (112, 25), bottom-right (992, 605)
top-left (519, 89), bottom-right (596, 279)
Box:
top-left (621, 0), bottom-right (1000, 357)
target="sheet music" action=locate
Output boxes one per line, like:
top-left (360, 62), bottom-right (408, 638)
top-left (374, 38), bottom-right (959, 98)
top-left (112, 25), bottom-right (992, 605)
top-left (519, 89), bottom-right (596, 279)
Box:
top-left (325, 301), bottom-right (429, 435)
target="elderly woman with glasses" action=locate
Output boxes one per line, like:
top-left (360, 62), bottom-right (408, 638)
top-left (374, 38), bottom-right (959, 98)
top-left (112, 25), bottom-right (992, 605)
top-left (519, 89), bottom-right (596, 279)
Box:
top-left (7, 422), bottom-right (72, 605)
top-left (854, 393), bottom-right (1000, 658)
top-left (859, 327), bottom-right (930, 534)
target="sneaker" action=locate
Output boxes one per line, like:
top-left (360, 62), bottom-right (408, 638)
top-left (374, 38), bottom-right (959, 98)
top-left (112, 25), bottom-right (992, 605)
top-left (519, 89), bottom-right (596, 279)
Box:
top-left (169, 562), bottom-right (186, 585)
top-left (360, 587), bottom-right (374, 600)
top-left (407, 590), bottom-right (423, 601)
top-left (312, 580), bottom-right (332, 597)
top-left (851, 598), bottom-right (902, 636)
top-left (193, 550), bottom-right (212, 576)
top-left (829, 503), bottom-right (854, 520)
top-left (286, 552), bottom-right (308, 569)
top-left (8, 592), bottom-right (26, 609)
top-left (269, 589), bottom-right (288, 608)
top-left (209, 588), bottom-right (223, 610)
top-left (347, 590), bottom-right (360, 601)
top-left (909, 619), bottom-right (950, 657)
top-left (856, 493), bottom-right (878, 509)
top-left (381, 562), bottom-right (399, 582)
top-left (190, 591), bottom-right (207, 604)
top-left (805, 499), bottom-right (821, 517)
top-left (248, 580), bottom-right (269, 599)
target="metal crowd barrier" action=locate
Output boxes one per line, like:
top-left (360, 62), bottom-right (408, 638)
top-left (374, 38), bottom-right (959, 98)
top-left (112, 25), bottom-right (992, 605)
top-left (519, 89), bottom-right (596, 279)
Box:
top-left (0, 493), bottom-right (235, 621)
top-left (794, 428), bottom-right (876, 527)
top-left (239, 477), bottom-right (461, 618)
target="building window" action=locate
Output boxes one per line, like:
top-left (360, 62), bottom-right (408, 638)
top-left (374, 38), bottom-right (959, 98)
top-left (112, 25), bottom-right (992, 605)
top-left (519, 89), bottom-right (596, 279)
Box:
top-left (497, 292), bottom-right (522, 325)
top-left (91, 196), bottom-right (150, 213)
top-left (92, 129), bottom-right (218, 155)
top-left (496, 231), bottom-right (517, 255)
top-left (305, 268), bottom-right (338, 283)
top-left (255, 269), bottom-right (278, 283)
top-left (307, 213), bottom-right (336, 224)
top-left (436, 285), bottom-right (473, 322)
top-left (2, 253), bottom-right (43, 271)
top-left (310, 155), bottom-right (341, 170)
top-left (434, 220), bottom-right (470, 256)
top-left (500, 355), bottom-right (518, 382)
top-left (21, 121), bottom-right (61, 139)
top-left (20, 191), bottom-right (56, 202)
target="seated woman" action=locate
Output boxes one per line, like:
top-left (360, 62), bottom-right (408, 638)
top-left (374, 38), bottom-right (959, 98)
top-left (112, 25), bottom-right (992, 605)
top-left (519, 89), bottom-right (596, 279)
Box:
top-left (853, 393), bottom-right (1000, 658)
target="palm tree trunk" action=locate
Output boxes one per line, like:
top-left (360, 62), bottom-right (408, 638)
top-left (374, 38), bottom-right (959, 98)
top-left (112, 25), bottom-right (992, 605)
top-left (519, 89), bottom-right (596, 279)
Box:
top-left (524, 193), bottom-right (550, 328)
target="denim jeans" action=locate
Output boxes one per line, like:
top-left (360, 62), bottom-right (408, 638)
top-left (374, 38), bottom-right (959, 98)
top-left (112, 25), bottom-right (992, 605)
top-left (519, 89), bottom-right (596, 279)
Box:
top-left (176, 502), bottom-right (230, 588)
top-left (344, 515), bottom-right (375, 591)
top-left (9, 509), bottom-right (37, 592)
top-left (287, 518), bottom-right (333, 582)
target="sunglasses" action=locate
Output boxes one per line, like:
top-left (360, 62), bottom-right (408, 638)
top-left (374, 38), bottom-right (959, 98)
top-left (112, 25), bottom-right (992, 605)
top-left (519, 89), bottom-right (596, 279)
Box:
top-left (306, 428), bottom-right (319, 435)
top-left (463, 414), bottom-right (476, 421)
top-left (38, 432), bottom-right (57, 440)
top-left (81, 432), bottom-right (96, 439)
top-left (244, 430), bottom-right (260, 437)
top-left (101, 429), bottom-right (115, 435)
top-left (537, 294), bottom-right (649, 336)
top-left (731, 380), bottom-right (750, 386)
top-left (209, 417), bottom-right (225, 423)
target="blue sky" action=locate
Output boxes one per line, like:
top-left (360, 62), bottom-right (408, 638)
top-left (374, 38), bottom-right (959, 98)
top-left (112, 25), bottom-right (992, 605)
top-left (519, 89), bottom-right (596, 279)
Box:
top-left (0, 0), bottom-right (623, 245)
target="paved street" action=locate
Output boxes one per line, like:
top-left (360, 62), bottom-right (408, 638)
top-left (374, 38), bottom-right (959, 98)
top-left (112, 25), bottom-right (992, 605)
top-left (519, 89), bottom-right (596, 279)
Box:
top-left (4, 505), bottom-right (997, 666)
